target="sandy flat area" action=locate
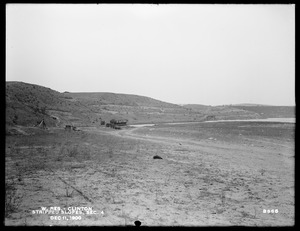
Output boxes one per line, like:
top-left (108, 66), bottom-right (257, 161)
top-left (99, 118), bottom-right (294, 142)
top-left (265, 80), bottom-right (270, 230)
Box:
top-left (5, 121), bottom-right (294, 226)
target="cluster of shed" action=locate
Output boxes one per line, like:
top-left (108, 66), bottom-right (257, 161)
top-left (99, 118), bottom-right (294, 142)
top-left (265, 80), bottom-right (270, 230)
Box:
top-left (63, 119), bottom-right (128, 131)
top-left (65, 125), bottom-right (80, 131)
top-left (105, 119), bottom-right (128, 130)
top-left (34, 117), bottom-right (128, 132)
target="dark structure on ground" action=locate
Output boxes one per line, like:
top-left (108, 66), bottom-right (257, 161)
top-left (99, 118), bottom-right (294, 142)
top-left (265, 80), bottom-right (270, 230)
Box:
top-left (106, 119), bottom-right (128, 130)
top-left (110, 119), bottom-right (128, 126)
top-left (35, 119), bottom-right (47, 129)
top-left (134, 220), bottom-right (141, 226)
top-left (65, 125), bottom-right (79, 131)
top-left (153, 155), bottom-right (163, 159)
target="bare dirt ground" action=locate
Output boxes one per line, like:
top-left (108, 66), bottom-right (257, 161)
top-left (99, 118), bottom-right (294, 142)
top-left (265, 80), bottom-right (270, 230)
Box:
top-left (5, 121), bottom-right (294, 226)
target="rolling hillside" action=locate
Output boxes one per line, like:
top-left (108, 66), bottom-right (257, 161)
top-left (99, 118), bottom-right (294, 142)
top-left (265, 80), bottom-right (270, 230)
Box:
top-left (65, 92), bottom-right (181, 108)
top-left (182, 104), bottom-right (263, 120)
top-left (63, 92), bottom-right (206, 124)
top-left (183, 104), bottom-right (295, 120)
top-left (6, 81), bottom-right (98, 128)
top-left (7, 81), bottom-right (293, 132)
top-left (6, 82), bottom-right (207, 128)
top-left (229, 105), bottom-right (295, 118)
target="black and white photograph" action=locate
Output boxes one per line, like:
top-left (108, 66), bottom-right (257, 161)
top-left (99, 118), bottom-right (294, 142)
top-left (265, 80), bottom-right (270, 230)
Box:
top-left (5, 4), bottom-right (295, 226)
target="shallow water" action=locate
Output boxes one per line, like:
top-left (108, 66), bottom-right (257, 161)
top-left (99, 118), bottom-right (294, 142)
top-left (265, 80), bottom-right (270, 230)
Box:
top-left (130, 124), bottom-right (156, 128)
top-left (205, 117), bottom-right (295, 123)
top-left (130, 118), bottom-right (295, 127)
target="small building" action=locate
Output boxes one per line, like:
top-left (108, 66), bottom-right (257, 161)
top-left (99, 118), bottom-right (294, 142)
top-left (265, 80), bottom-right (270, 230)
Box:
top-left (110, 119), bottom-right (128, 126)
top-left (65, 125), bottom-right (74, 131)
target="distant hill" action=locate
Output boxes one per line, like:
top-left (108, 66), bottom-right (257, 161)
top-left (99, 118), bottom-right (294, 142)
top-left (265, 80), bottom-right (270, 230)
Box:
top-left (229, 103), bottom-right (272, 107)
top-left (182, 104), bottom-right (213, 111)
top-left (183, 103), bottom-right (295, 119)
top-left (183, 104), bottom-right (262, 120)
top-left (6, 81), bottom-right (207, 128)
top-left (7, 81), bottom-right (293, 130)
top-left (63, 92), bottom-right (206, 124)
top-left (65, 92), bottom-right (182, 108)
top-left (229, 105), bottom-right (295, 118)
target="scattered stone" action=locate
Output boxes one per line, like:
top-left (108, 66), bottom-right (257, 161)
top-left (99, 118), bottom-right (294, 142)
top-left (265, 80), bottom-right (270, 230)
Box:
top-left (153, 155), bottom-right (163, 159)
top-left (134, 220), bottom-right (141, 226)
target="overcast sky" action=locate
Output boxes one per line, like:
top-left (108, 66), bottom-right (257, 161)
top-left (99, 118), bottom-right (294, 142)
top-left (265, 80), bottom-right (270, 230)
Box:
top-left (6, 4), bottom-right (295, 106)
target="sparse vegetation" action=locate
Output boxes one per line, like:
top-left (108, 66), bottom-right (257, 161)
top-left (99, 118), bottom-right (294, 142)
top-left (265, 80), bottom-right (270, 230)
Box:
top-left (5, 121), bottom-right (294, 226)
top-left (5, 178), bottom-right (22, 218)
top-left (5, 81), bottom-right (295, 226)
top-left (8, 81), bottom-right (293, 128)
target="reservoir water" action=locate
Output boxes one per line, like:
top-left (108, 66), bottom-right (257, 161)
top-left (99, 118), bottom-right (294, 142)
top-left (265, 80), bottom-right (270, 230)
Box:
top-left (130, 118), bottom-right (295, 127)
